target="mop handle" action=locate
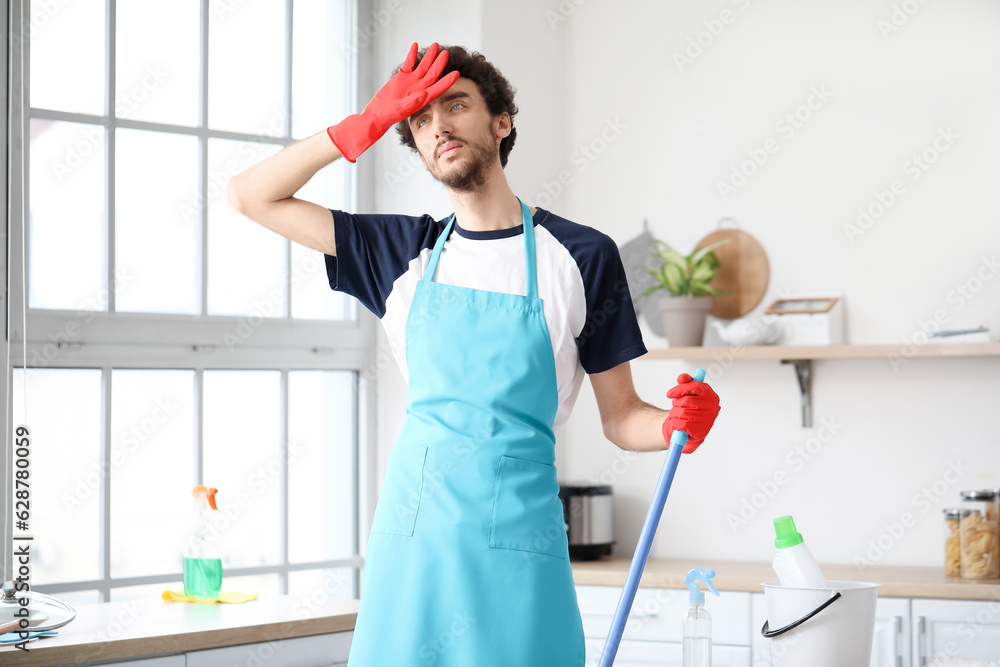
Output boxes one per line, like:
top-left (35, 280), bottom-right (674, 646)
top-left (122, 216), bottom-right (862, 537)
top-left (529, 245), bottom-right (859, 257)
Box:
top-left (598, 368), bottom-right (707, 667)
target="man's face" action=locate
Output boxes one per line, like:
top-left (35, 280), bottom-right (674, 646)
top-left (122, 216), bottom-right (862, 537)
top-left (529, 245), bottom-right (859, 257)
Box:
top-left (407, 77), bottom-right (509, 192)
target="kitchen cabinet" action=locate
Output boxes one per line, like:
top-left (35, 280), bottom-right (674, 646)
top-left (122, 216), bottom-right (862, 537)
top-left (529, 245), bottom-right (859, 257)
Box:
top-left (911, 598), bottom-right (1000, 665)
top-left (576, 585), bottom-right (752, 665)
top-left (0, 596), bottom-right (359, 667)
top-left (582, 637), bottom-right (750, 666)
top-left (75, 631), bottom-right (353, 667)
top-left (574, 559), bottom-right (1000, 666)
top-left (184, 631), bottom-right (352, 667)
top-left (872, 597), bottom-right (911, 667)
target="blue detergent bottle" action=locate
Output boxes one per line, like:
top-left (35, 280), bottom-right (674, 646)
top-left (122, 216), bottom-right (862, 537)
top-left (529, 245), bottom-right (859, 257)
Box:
top-left (683, 568), bottom-right (720, 667)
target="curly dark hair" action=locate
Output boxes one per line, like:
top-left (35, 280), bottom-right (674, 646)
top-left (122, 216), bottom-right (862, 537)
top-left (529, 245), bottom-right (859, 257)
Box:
top-left (394, 45), bottom-right (518, 168)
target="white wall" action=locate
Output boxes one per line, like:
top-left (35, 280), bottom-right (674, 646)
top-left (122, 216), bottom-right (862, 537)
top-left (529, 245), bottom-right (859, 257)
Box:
top-left (557, 0), bottom-right (1000, 569)
top-left (366, 0), bottom-right (1000, 570)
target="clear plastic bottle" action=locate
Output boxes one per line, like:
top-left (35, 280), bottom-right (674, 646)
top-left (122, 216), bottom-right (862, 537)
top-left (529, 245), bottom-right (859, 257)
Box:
top-left (183, 485), bottom-right (222, 599)
top-left (772, 515), bottom-right (825, 588)
top-left (683, 568), bottom-right (720, 667)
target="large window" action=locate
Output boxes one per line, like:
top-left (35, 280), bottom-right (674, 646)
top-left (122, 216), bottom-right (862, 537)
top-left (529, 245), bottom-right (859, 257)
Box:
top-left (3, 0), bottom-right (371, 606)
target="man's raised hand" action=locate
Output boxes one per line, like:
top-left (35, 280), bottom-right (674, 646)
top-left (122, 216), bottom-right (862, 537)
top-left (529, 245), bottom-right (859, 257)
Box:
top-left (327, 42), bottom-right (460, 162)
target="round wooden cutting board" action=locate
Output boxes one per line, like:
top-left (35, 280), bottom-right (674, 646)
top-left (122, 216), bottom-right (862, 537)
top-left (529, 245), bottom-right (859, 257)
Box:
top-left (694, 221), bottom-right (770, 319)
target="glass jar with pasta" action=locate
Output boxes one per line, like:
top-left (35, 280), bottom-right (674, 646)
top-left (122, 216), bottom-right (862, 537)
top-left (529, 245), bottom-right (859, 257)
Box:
top-left (943, 508), bottom-right (969, 577)
top-left (959, 490), bottom-right (999, 579)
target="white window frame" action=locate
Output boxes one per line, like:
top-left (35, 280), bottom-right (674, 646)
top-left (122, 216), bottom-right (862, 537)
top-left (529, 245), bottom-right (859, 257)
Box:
top-left (2, 0), bottom-right (379, 603)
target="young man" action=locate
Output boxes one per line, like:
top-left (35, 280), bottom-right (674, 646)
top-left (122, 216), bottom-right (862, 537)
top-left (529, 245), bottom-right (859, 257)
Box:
top-left (229, 42), bottom-right (721, 667)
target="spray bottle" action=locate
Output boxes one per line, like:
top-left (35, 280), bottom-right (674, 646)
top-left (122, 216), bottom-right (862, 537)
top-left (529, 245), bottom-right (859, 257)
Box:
top-left (772, 515), bottom-right (825, 588)
top-left (183, 485), bottom-right (222, 599)
top-left (683, 568), bottom-right (720, 667)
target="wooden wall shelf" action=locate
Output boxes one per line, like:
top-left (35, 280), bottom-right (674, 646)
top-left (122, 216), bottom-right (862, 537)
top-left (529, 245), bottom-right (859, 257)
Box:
top-left (640, 341), bottom-right (1000, 361)
top-left (639, 342), bottom-right (1000, 427)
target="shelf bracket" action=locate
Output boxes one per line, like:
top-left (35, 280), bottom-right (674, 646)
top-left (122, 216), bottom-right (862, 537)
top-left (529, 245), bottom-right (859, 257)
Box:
top-left (781, 359), bottom-right (813, 428)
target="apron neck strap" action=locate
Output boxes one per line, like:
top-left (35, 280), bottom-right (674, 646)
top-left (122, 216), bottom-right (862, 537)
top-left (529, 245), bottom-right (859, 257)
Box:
top-left (518, 198), bottom-right (538, 299)
top-left (421, 198), bottom-right (538, 300)
top-left (422, 214), bottom-right (456, 283)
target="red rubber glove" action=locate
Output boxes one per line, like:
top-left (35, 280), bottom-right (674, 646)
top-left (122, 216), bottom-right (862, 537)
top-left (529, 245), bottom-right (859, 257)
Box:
top-left (662, 373), bottom-right (720, 453)
top-left (327, 42), bottom-right (460, 162)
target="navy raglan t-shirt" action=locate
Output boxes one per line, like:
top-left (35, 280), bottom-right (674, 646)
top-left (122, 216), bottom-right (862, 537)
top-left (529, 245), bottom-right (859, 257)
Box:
top-left (325, 206), bottom-right (647, 426)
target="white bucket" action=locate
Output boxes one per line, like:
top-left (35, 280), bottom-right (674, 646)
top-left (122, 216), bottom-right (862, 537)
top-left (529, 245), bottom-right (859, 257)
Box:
top-left (762, 580), bottom-right (880, 667)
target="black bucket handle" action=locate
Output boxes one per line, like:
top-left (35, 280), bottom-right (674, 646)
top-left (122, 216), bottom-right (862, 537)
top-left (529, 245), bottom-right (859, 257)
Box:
top-left (761, 591), bottom-right (842, 638)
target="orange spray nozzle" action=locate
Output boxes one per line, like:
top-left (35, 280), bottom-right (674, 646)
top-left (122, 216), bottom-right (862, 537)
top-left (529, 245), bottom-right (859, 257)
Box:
top-left (192, 485), bottom-right (219, 510)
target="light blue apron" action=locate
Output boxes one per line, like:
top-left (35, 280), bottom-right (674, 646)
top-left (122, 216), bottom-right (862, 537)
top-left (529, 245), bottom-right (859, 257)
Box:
top-left (347, 199), bottom-right (586, 666)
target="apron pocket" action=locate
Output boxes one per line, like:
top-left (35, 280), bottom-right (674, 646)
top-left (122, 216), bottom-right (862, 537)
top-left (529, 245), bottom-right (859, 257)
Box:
top-left (370, 444), bottom-right (427, 536)
top-left (489, 455), bottom-right (568, 559)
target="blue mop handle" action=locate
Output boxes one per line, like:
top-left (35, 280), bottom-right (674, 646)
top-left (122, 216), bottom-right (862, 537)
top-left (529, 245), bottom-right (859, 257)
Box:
top-left (598, 368), bottom-right (707, 667)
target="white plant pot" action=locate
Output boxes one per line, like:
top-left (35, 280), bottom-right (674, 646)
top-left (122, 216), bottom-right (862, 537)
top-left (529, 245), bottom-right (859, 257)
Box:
top-left (657, 296), bottom-right (713, 347)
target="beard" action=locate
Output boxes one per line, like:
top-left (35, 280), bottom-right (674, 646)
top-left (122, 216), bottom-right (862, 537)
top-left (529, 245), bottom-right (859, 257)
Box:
top-left (427, 134), bottom-right (498, 193)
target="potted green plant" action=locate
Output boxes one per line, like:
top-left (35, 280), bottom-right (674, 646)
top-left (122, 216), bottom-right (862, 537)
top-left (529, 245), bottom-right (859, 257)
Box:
top-left (639, 239), bottom-right (730, 346)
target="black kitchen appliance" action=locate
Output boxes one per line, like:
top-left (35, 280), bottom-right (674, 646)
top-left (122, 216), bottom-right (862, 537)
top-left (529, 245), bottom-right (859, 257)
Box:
top-left (558, 482), bottom-right (614, 561)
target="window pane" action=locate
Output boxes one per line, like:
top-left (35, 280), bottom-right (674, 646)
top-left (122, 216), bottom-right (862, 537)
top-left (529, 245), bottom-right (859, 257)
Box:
top-left (110, 370), bottom-right (195, 579)
top-left (291, 0), bottom-right (348, 139)
top-left (288, 372), bottom-right (356, 563)
top-left (207, 139), bottom-right (285, 316)
top-left (29, 120), bottom-right (106, 310)
top-left (116, 0), bottom-right (200, 126)
top-left (288, 568), bottom-right (357, 602)
top-left (12, 369), bottom-right (102, 584)
top-left (203, 371), bottom-right (281, 567)
top-left (116, 129), bottom-right (200, 314)
top-left (290, 240), bottom-right (353, 320)
top-left (290, 0), bottom-right (352, 301)
top-left (209, 0), bottom-right (286, 135)
top-left (29, 0), bottom-right (105, 114)
top-left (288, 122), bottom-right (351, 319)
